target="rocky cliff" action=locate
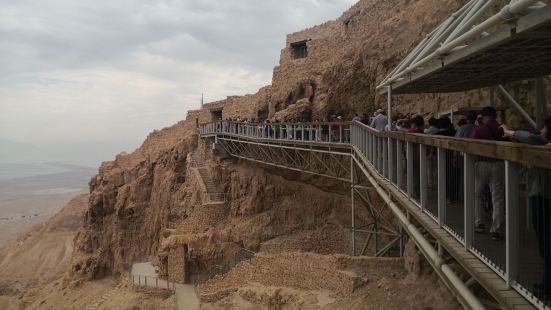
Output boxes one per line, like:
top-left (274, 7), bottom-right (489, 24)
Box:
top-left (70, 0), bottom-right (545, 283)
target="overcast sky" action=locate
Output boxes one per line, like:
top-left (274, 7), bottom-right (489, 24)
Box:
top-left (0, 0), bottom-right (356, 166)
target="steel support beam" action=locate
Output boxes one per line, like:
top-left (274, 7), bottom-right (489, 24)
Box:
top-left (464, 153), bottom-right (476, 250)
top-left (536, 76), bottom-right (548, 129)
top-left (497, 85), bottom-right (538, 130)
top-left (505, 161), bottom-right (519, 287)
top-left (351, 157), bottom-right (356, 256)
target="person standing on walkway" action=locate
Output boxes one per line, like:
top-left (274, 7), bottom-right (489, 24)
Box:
top-left (502, 118), bottom-right (551, 299)
top-left (424, 117), bottom-right (439, 134)
top-left (370, 109), bottom-right (388, 131)
top-left (361, 113), bottom-right (370, 125)
top-left (470, 106), bottom-right (506, 241)
top-left (455, 112), bottom-right (478, 138)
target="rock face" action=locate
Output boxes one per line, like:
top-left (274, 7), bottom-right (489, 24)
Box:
top-left (72, 132), bottom-right (357, 280)
top-left (71, 122), bottom-right (195, 279)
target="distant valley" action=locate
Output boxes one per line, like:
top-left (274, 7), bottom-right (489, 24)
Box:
top-left (0, 162), bottom-right (95, 246)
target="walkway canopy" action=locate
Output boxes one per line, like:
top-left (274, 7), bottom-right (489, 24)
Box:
top-left (377, 0), bottom-right (551, 94)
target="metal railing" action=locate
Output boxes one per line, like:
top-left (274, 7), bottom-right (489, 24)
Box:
top-left (351, 122), bottom-right (551, 309)
top-left (199, 121), bottom-right (351, 144)
top-left (199, 120), bottom-right (551, 309)
top-left (130, 274), bottom-right (176, 291)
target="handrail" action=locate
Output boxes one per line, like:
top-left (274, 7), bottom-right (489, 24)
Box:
top-left (199, 120), bottom-right (551, 169)
top-left (130, 274), bottom-right (176, 291)
top-left (354, 120), bottom-right (551, 169)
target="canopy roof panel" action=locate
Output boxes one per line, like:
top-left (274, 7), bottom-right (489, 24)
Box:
top-left (378, 0), bottom-right (551, 94)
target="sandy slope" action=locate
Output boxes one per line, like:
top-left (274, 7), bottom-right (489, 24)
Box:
top-left (0, 194), bottom-right (88, 309)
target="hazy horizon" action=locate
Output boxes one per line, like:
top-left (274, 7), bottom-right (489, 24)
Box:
top-left (0, 0), bottom-right (357, 167)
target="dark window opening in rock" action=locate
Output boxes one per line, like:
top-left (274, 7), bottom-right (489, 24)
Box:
top-left (195, 118), bottom-right (199, 128)
top-left (291, 41), bottom-right (308, 59)
top-left (211, 109), bottom-right (222, 121)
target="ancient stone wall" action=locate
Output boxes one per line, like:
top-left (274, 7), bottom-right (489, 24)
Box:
top-left (197, 252), bottom-right (405, 301)
top-left (167, 245), bottom-right (188, 283)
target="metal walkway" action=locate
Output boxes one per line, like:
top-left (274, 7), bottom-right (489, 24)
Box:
top-left (199, 120), bottom-right (551, 309)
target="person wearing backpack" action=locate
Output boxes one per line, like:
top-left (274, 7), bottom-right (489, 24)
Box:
top-left (470, 106), bottom-right (506, 241)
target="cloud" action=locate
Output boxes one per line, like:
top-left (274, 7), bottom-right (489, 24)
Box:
top-left (0, 0), bottom-right (356, 165)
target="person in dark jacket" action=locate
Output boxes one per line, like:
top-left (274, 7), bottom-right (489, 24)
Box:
top-left (502, 118), bottom-right (551, 299)
top-left (471, 107), bottom-right (506, 241)
top-left (436, 116), bottom-right (456, 137)
top-left (455, 112), bottom-right (478, 138)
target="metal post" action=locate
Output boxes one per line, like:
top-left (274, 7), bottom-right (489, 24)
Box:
top-left (505, 161), bottom-right (519, 287)
top-left (497, 85), bottom-right (537, 130)
top-left (383, 137), bottom-right (389, 177)
top-left (340, 125), bottom-right (343, 143)
top-left (387, 85), bottom-right (392, 131)
top-left (351, 158), bottom-right (356, 256)
top-left (437, 147), bottom-right (446, 226)
top-left (536, 77), bottom-right (548, 129)
top-left (368, 133), bottom-right (372, 163)
top-left (420, 145), bottom-right (427, 211)
top-left (464, 153), bottom-right (475, 250)
top-left (145, 276), bottom-right (147, 286)
top-left (397, 140), bottom-right (404, 188)
top-left (301, 125), bottom-right (305, 141)
top-left (390, 139), bottom-right (396, 183)
top-left (407, 142), bottom-right (414, 197)
top-left (377, 137), bottom-right (384, 174)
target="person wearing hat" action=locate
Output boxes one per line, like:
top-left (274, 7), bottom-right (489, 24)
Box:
top-left (470, 106), bottom-right (506, 241)
top-left (370, 108), bottom-right (388, 131)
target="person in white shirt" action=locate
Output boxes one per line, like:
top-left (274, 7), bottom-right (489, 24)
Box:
top-left (370, 109), bottom-right (388, 131)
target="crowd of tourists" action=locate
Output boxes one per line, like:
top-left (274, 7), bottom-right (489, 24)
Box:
top-left (355, 106), bottom-right (551, 298)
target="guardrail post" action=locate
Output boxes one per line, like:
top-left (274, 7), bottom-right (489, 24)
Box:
top-left (351, 157), bottom-right (356, 256)
top-left (371, 133), bottom-right (375, 164)
top-left (420, 145), bottom-right (427, 211)
top-left (388, 137), bottom-right (394, 183)
top-left (464, 153), bottom-right (475, 250)
top-left (407, 142), bottom-right (413, 197)
top-left (437, 147), bottom-right (446, 226)
top-left (505, 161), bottom-right (519, 287)
top-left (383, 136), bottom-right (388, 177)
top-left (397, 140), bottom-right (403, 188)
top-left (339, 125), bottom-right (343, 143)
top-left (379, 137), bottom-right (383, 172)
